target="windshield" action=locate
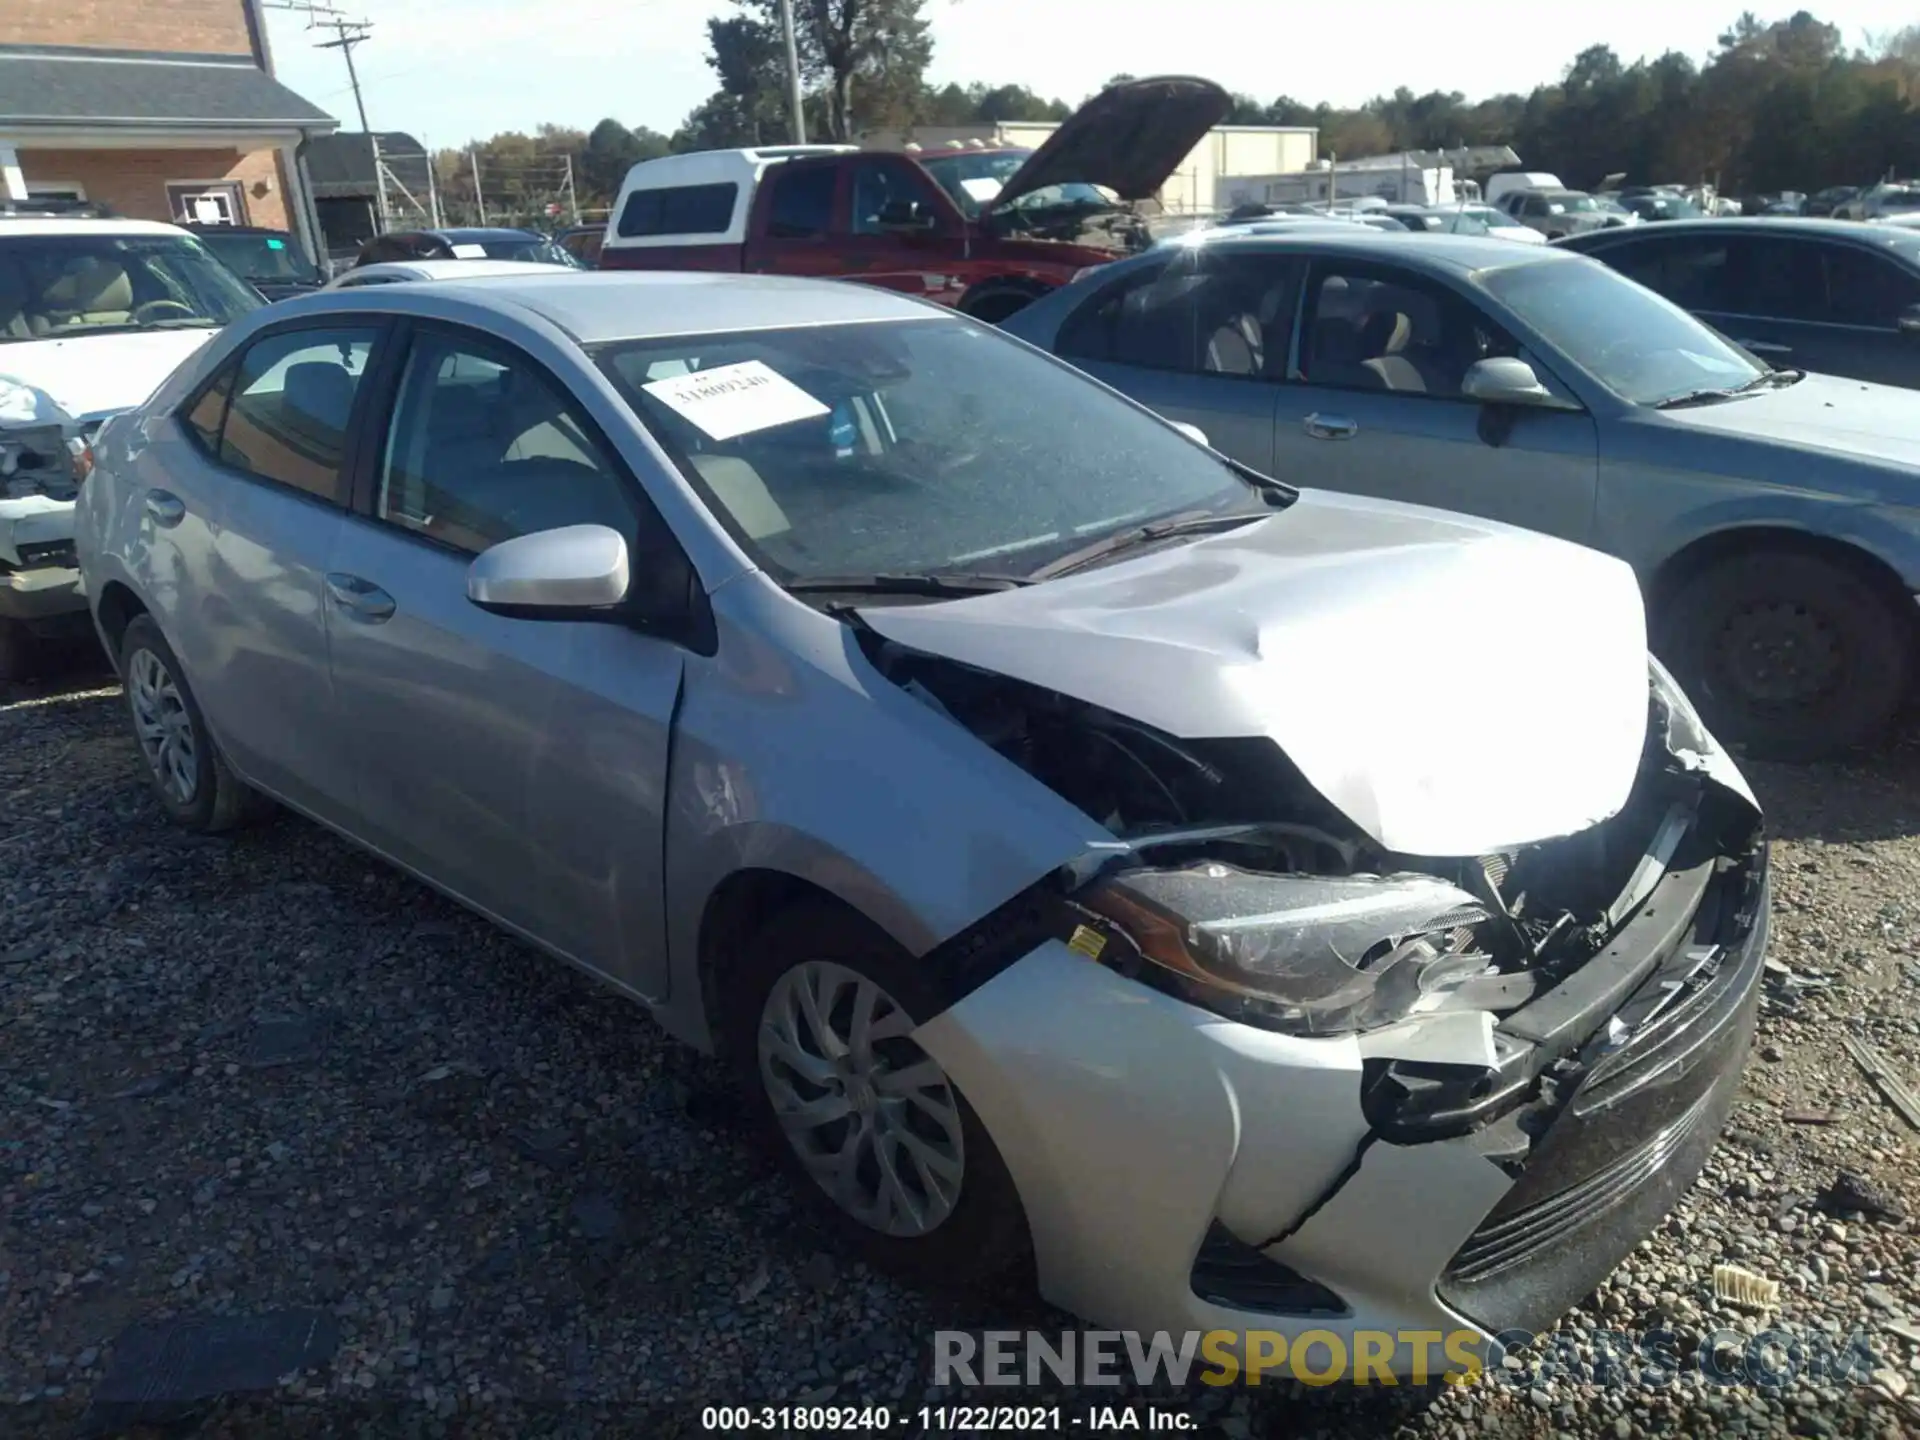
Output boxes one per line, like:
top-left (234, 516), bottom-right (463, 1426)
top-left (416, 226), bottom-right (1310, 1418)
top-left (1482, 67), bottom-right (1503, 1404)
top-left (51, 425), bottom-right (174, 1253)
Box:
top-left (597, 317), bottom-right (1261, 583)
top-left (195, 230), bottom-right (320, 285)
top-left (476, 238), bottom-right (581, 266)
top-left (0, 233), bottom-right (262, 341)
top-left (1468, 206), bottom-right (1524, 230)
top-left (1554, 194), bottom-right (1599, 213)
top-left (918, 150), bottom-right (1114, 218)
top-left (1878, 190), bottom-right (1920, 213)
top-left (1480, 259), bottom-right (1764, 406)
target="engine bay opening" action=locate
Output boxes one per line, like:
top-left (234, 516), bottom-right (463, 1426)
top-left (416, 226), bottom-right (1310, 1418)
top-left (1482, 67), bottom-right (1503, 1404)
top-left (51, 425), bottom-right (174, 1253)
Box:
top-left (868, 634), bottom-right (1763, 1045)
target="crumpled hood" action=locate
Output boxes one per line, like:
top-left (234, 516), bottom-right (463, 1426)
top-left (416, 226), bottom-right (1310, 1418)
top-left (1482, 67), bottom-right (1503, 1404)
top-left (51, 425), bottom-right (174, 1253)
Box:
top-left (1659, 372), bottom-right (1920, 474)
top-left (0, 328), bottom-right (217, 424)
top-left (860, 489), bottom-right (1652, 858)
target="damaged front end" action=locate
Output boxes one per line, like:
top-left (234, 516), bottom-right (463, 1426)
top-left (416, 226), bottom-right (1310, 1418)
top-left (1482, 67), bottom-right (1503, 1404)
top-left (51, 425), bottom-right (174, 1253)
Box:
top-left (876, 631), bottom-right (1767, 1340)
top-left (0, 379), bottom-right (95, 622)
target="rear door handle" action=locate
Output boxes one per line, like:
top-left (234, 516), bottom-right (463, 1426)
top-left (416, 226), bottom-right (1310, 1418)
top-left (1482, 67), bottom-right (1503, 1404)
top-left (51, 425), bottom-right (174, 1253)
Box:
top-left (323, 572), bottom-right (396, 623)
top-left (144, 489), bottom-right (185, 528)
top-left (1303, 413), bottom-right (1359, 441)
top-left (1735, 339), bottom-right (1793, 355)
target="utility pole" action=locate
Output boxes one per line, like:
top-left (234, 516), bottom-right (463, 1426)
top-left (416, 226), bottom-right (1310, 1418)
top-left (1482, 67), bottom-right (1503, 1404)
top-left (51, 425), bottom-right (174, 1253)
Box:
top-left (470, 149), bottom-right (488, 225)
top-left (562, 154), bottom-right (580, 225)
top-left (425, 140), bottom-right (444, 229)
top-left (777, 0), bottom-right (807, 144)
top-left (312, 16), bottom-right (373, 133)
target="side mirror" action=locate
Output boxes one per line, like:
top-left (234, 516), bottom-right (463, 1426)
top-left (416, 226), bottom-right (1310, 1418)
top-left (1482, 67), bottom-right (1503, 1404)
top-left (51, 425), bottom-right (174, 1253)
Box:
top-left (876, 199), bottom-right (937, 233)
top-left (1461, 356), bottom-right (1573, 409)
top-left (467, 523), bottom-right (630, 620)
top-left (1899, 304), bottom-right (1920, 336)
top-left (1168, 420), bottom-right (1210, 448)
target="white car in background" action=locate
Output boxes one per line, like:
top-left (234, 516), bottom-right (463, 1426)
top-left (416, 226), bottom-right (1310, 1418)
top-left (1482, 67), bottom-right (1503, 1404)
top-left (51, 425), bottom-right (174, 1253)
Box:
top-left (0, 216), bottom-right (261, 679)
top-left (325, 259), bottom-right (565, 289)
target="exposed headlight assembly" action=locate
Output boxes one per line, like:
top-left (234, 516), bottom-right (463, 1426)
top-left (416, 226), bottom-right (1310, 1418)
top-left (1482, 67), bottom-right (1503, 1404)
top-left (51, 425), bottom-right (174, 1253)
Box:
top-left (1074, 862), bottom-right (1496, 1036)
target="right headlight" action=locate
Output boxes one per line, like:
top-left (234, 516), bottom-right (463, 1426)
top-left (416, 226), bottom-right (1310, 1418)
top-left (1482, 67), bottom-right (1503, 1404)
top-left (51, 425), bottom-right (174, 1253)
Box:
top-left (1072, 862), bottom-right (1497, 1037)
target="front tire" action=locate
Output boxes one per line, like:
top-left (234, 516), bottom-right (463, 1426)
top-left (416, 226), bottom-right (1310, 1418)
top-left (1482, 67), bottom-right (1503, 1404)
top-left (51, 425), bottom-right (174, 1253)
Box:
top-left (118, 614), bottom-right (270, 831)
top-left (722, 899), bottom-right (1030, 1286)
top-left (1655, 549), bottom-right (1912, 761)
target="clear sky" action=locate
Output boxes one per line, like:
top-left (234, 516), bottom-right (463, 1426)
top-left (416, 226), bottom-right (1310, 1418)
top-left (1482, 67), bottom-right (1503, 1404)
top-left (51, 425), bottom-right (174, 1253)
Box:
top-left (263, 0), bottom-right (1919, 149)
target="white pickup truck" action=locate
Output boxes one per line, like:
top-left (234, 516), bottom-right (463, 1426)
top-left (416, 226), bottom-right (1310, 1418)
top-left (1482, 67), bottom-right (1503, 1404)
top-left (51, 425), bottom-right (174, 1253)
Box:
top-left (0, 217), bottom-right (262, 678)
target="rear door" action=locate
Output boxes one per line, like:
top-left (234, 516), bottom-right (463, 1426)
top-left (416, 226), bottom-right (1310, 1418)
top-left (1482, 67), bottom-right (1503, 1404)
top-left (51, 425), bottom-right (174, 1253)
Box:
top-left (838, 154), bottom-right (969, 305)
top-left (1267, 258), bottom-right (1600, 544)
top-left (744, 159), bottom-right (844, 280)
top-left (1048, 250), bottom-right (1306, 475)
top-left (321, 319), bottom-right (687, 998)
top-left (160, 318), bottom-right (387, 821)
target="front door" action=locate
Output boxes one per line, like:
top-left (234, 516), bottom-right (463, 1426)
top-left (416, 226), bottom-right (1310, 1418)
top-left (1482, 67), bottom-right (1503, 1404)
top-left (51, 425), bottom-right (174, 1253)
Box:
top-left (322, 321), bottom-right (686, 997)
top-left (156, 320), bottom-right (384, 822)
top-left (838, 155), bottom-right (968, 305)
top-left (1268, 260), bottom-right (1600, 544)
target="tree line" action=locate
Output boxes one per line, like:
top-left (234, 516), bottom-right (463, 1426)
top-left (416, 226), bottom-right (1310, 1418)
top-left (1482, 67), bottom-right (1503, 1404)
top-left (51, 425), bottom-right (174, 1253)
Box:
top-left (428, 6), bottom-right (1920, 226)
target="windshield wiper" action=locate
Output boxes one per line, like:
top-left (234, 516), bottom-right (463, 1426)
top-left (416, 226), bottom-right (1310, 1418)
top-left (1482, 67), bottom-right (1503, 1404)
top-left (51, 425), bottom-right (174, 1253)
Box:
top-left (1224, 454), bottom-right (1297, 506)
top-left (1656, 367), bottom-right (1805, 409)
top-left (1031, 509), bottom-right (1268, 581)
top-left (782, 572), bottom-right (1032, 599)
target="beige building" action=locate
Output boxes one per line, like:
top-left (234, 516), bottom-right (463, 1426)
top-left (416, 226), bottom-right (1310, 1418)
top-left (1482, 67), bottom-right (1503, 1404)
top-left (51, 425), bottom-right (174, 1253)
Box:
top-left (0, 0), bottom-right (335, 257)
top-left (860, 122), bottom-right (1319, 216)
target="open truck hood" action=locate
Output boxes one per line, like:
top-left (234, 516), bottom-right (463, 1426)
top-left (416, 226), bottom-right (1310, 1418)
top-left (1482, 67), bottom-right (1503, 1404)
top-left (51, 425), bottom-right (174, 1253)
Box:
top-left (857, 488), bottom-right (1652, 858)
top-left (991, 75), bottom-right (1231, 212)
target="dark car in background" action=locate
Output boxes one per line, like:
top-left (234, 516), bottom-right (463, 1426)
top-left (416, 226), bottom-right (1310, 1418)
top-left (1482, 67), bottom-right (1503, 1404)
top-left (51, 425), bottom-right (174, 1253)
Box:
top-left (1619, 192), bottom-right (1708, 223)
top-left (352, 226), bottom-right (582, 269)
top-left (554, 223), bottom-right (603, 267)
top-left (184, 223), bottom-right (325, 301)
top-left (1558, 218), bottom-right (1920, 389)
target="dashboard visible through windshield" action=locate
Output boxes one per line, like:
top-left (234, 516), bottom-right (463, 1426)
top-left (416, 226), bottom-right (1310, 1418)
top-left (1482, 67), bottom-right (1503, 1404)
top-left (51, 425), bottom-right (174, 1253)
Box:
top-left (0, 234), bottom-right (263, 340)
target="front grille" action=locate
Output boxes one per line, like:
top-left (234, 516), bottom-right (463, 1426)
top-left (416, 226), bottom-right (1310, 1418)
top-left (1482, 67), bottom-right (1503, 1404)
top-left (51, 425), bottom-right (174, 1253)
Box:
top-left (1447, 1085), bottom-right (1718, 1283)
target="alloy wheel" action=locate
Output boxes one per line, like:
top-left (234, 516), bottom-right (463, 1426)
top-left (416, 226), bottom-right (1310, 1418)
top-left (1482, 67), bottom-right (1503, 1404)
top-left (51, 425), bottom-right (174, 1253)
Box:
top-left (757, 959), bottom-right (965, 1237)
top-left (127, 648), bottom-right (198, 804)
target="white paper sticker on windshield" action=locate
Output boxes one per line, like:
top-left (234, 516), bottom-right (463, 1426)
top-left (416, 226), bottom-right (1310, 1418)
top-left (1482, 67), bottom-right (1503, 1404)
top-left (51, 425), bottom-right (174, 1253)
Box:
top-left (641, 359), bottom-right (828, 441)
top-left (450, 242), bottom-right (488, 258)
top-left (959, 176), bottom-right (1003, 203)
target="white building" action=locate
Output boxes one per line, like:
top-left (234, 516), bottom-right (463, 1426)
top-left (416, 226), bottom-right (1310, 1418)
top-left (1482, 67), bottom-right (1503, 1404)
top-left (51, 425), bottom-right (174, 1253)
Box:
top-left (858, 122), bottom-right (1319, 217)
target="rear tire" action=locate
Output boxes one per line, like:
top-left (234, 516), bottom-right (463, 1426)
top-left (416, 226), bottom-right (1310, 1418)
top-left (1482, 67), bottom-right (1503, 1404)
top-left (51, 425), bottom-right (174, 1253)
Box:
top-left (721, 898), bottom-right (1030, 1288)
top-left (961, 288), bottom-right (1045, 326)
top-left (118, 614), bottom-right (271, 832)
top-left (1655, 549), bottom-right (1912, 762)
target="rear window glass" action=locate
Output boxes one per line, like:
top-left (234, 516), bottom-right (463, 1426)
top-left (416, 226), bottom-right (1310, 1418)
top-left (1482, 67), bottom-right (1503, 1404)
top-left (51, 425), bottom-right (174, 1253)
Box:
top-left (616, 183), bottom-right (738, 239)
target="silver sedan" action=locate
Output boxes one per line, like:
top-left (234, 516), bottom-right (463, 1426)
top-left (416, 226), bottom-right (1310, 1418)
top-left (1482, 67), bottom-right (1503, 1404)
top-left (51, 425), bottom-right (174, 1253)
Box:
top-left (74, 271), bottom-right (1766, 1367)
top-left (1005, 228), bottom-right (1920, 760)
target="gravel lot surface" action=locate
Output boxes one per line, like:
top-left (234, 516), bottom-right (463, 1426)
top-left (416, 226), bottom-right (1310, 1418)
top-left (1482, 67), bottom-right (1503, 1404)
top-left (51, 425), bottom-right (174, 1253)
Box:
top-left (4, 650), bottom-right (1920, 1439)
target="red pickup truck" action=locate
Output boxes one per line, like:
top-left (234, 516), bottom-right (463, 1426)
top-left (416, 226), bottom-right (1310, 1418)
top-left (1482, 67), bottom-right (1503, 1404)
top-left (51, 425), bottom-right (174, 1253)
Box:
top-left (598, 76), bottom-right (1230, 323)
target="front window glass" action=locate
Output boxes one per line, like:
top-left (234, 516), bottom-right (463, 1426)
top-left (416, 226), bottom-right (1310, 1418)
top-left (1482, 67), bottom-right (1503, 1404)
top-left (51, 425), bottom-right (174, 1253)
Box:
top-left (1481, 259), bottom-right (1764, 405)
top-left (0, 234), bottom-right (263, 340)
top-left (217, 327), bottom-right (376, 500)
top-left (196, 230), bottom-right (321, 285)
top-left (919, 150), bottom-right (1112, 219)
top-left (597, 317), bottom-right (1259, 581)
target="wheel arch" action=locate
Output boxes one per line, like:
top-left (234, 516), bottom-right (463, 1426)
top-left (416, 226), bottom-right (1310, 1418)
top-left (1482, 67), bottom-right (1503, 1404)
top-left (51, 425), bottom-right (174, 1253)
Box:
top-left (957, 275), bottom-right (1055, 323)
top-left (94, 579), bottom-right (149, 659)
top-left (1649, 525), bottom-right (1919, 635)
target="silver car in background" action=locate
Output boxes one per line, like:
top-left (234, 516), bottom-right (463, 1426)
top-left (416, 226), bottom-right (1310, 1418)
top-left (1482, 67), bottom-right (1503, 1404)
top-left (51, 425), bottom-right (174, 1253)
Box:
top-left (1004, 229), bottom-right (1920, 760)
top-left (75, 271), bottom-right (1767, 1365)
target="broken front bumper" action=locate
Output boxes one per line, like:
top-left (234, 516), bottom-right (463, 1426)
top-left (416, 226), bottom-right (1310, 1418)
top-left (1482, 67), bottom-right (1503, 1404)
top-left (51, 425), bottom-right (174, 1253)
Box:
top-left (0, 558), bottom-right (86, 628)
top-left (915, 836), bottom-right (1769, 1374)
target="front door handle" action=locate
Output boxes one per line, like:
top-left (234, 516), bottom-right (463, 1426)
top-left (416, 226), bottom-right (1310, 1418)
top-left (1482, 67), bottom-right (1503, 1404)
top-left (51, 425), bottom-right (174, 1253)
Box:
top-left (323, 572), bottom-right (396, 623)
top-left (1736, 339), bottom-right (1793, 355)
top-left (1303, 413), bottom-right (1359, 441)
top-left (144, 489), bottom-right (185, 528)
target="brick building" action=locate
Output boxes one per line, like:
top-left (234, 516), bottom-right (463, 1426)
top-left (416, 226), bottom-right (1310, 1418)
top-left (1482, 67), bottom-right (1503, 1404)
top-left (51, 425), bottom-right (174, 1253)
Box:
top-left (0, 0), bottom-right (337, 259)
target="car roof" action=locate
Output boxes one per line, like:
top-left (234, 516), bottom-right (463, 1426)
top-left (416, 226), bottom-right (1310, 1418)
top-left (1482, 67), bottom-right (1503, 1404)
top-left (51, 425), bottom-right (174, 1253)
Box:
top-left (425, 227), bottom-right (543, 242)
top-left (0, 217), bottom-right (189, 238)
top-left (1568, 216), bottom-right (1920, 249)
top-left (327, 258), bottom-right (563, 286)
top-left (1165, 227), bottom-right (1577, 276)
top-left (305, 269), bottom-right (943, 342)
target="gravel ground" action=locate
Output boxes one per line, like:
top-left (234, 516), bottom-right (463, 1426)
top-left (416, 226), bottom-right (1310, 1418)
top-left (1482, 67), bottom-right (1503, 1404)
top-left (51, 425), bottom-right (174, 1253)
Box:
top-left (5, 650), bottom-right (1920, 1439)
